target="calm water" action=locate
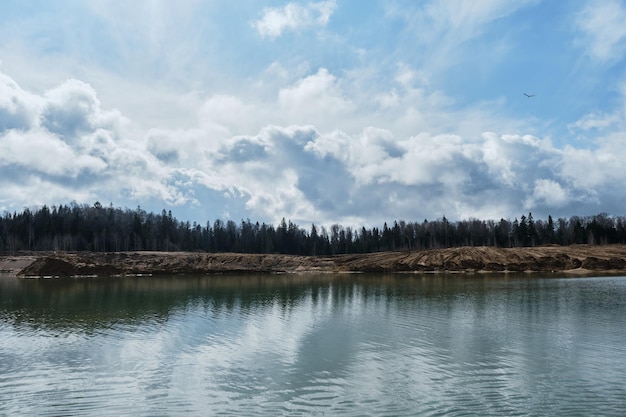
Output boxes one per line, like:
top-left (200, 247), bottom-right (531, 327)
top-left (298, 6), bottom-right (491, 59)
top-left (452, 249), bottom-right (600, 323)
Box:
top-left (1, 273), bottom-right (626, 416)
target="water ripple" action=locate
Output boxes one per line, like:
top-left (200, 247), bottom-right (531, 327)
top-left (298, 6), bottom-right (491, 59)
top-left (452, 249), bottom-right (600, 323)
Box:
top-left (2, 274), bottom-right (626, 416)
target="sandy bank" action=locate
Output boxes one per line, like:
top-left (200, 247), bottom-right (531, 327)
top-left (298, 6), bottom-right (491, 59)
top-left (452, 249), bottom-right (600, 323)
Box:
top-left (3, 245), bottom-right (626, 277)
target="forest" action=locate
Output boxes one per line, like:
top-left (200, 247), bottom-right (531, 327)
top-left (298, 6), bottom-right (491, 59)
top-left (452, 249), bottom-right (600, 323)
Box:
top-left (1, 202), bottom-right (626, 255)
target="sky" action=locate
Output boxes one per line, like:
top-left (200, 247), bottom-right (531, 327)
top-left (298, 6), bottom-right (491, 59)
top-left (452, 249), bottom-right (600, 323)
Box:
top-left (1, 0), bottom-right (626, 228)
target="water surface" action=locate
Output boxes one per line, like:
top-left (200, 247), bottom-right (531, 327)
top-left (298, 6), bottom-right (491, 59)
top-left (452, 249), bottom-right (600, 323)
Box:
top-left (1, 273), bottom-right (625, 416)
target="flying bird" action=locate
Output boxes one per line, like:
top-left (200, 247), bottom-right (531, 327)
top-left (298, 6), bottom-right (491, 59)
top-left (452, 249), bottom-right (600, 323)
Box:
top-left (524, 93), bottom-right (535, 98)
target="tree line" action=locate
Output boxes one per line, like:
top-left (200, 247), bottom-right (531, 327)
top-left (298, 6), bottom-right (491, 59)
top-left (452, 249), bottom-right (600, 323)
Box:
top-left (1, 202), bottom-right (626, 254)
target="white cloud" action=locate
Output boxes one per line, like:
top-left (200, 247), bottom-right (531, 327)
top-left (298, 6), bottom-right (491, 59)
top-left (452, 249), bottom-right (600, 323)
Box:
top-left (2, 52), bottom-right (626, 225)
top-left (375, 90), bottom-right (400, 109)
top-left (0, 128), bottom-right (106, 177)
top-left (559, 132), bottom-right (626, 189)
top-left (481, 132), bottom-right (517, 187)
top-left (575, 0), bottom-right (626, 63)
top-left (423, 0), bottom-right (522, 30)
top-left (278, 68), bottom-right (353, 126)
top-left (569, 111), bottom-right (620, 131)
top-left (0, 176), bottom-right (93, 210)
top-left (387, 0), bottom-right (537, 75)
top-left (198, 95), bottom-right (259, 137)
top-left (569, 82), bottom-right (626, 137)
top-left (395, 68), bottom-right (414, 89)
top-left (0, 72), bottom-right (42, 132)
top-left (86, 1), bottom-right (207, 68)
top-left (253, 1), bottom-right (337, 39)
top-left (526, 179), bottom-right (570, 208)
top-left (562, 86), bottom-right (626, 192)
top-left (0, 70), bottom-right (194, 212)
top-left (42, 80), bottom-right (103, 141)
top-left (6, 0), bottom-right (626, 227)
top-left (196, 125), bottom-right (325, 223)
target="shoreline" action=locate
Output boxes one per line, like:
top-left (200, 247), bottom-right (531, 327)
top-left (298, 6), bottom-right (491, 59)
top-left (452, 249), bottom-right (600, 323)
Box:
top-left (3, 244), bottom-right (626, 277)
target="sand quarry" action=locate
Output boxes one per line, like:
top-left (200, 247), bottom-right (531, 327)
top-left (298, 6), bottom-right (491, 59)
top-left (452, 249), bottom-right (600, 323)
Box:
top-left (2, 245), bottom-right (626, 277)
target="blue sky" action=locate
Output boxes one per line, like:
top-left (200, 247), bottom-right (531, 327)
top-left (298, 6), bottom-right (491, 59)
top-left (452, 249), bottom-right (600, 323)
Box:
top-left (1, 0), bottom-right (626, 227)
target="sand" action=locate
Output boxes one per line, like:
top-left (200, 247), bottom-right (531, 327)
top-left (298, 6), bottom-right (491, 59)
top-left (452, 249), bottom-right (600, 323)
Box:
top-left (3, 244), bottom-right (626, 277)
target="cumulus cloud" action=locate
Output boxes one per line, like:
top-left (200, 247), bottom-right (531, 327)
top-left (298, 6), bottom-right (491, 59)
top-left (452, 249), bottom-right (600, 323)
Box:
top-left (302, 128), bottom-right (565, 222)
top-left (0, 128), bottom-right (106, 177)
top-left (278, 68), bottom-right (353, 124)
top-left (0, 71), bottom-right (190, 211)
top-left (253, 1), bottom-right (337, 39)
top-left (0, 72), bottom-right (42, 132)
top-left (7, 0), bottom-right (626, 228)
top-left (526, 179), bottom-right (570, 208)
top-left (3, 63), bottom-right (626, 225)
top-left (198, 95), bottom-right (260, 137)
top-left (559, 138), bottom-right (626, 189)
top-left (166, 115), bottom-right (624, 224)
top-left (41, 80), bottom-right (101, 139)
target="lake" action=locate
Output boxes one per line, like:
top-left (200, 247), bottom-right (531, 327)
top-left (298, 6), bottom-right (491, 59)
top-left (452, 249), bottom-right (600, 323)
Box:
top-left (1, 273), bottom-right (625, 416)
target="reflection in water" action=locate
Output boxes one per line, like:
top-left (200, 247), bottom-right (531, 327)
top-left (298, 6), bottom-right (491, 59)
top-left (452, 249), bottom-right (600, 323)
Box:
top-left (1, 273), bottom-right (626, 416)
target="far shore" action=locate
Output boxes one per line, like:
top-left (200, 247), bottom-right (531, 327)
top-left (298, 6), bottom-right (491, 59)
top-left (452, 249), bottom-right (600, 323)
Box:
top-left (2, 244), bottom-right (626, 277)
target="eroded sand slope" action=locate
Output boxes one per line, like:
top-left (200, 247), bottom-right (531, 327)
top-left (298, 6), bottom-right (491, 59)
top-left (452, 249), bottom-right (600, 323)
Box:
top-left (4, 245), bottom-right (626, 277)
